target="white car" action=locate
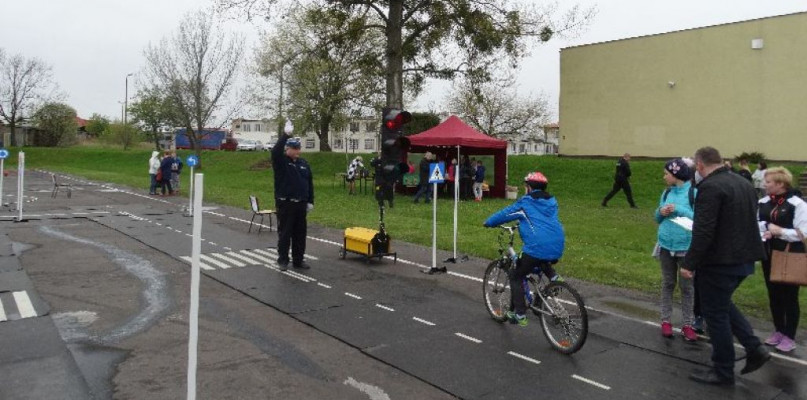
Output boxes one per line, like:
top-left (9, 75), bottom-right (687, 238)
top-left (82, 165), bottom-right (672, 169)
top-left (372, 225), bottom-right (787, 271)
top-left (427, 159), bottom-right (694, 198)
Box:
top-left (236, 139), bottom-right (257, 151)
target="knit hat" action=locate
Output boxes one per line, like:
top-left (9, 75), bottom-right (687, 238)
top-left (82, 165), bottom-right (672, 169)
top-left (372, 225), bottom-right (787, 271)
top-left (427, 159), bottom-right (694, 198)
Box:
top-left (665, 158), bottom-right (691, 181)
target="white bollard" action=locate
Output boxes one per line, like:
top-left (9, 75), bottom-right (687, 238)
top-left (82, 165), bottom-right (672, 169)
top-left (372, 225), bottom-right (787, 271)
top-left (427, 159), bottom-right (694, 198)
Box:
top-left (16, 152), bottom-right (24, 221)
top-left (187, 166), bottom-right (195, 216)
top-left (187, 173), bottom-right (203, 400)
top-left (0, 158), bottom-right (5, 206)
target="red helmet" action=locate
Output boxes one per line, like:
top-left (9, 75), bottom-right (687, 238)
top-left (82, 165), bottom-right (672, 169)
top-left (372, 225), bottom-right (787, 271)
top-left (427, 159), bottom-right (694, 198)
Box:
top-left (524, 171), bottom-right (548, 184)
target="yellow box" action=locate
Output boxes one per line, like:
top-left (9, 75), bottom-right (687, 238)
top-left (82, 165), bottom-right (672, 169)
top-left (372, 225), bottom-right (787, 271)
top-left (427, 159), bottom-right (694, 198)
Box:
top-left (344, 227), bottom-right (390, 255)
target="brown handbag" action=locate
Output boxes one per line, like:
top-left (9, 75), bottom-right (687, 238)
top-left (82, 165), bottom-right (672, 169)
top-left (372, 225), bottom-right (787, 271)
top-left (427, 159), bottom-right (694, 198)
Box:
top-left (770, 230), bottom-right (807, 286)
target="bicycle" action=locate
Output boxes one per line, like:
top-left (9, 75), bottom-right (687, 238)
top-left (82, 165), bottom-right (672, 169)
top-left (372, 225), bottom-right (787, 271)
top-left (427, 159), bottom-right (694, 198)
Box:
top-left (482, 224), bottom-right (588, 354)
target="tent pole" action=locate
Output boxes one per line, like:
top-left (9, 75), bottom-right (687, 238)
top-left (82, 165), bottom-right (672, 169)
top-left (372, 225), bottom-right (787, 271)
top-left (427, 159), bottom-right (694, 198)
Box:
top-left (445, 145), bottom-right (466, 263)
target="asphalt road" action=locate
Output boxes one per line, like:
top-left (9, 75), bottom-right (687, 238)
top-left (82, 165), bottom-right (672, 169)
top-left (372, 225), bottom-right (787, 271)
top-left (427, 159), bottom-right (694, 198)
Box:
top-left (0, 169), bottom-right (804, 399)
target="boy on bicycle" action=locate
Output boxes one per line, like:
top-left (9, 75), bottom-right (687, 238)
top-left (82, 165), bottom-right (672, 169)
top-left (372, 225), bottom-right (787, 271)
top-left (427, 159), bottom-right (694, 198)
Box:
top-left (483, 172), bottom-right (565, 326)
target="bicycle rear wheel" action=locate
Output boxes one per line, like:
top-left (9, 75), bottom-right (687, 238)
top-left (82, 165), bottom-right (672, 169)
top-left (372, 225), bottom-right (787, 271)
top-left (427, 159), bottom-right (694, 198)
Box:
top-left (537, 281), bottom-right (588, 354)
top-left (482, 259), bottom-right (511, 322)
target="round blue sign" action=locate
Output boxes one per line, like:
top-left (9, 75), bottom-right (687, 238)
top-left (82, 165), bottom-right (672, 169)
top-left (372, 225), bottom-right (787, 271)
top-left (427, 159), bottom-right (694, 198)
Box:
top-left (186, 155), bottom-right (199, 167)
top-left (0, 149), bottom-right (8, 159)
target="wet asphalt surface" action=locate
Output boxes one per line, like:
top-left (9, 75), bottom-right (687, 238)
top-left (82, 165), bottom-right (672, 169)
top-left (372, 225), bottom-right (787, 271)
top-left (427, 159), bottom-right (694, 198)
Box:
top-left (0, 169), bottom-right (805, 399)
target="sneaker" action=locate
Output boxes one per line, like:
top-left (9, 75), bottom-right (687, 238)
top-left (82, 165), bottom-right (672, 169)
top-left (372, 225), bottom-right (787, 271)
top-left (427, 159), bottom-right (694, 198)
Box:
top-left (277, 260), bottom-right (289, 271)
top-left (764, 331), bottom-right (784, 346)
top-left (682, 325), bottom-right (698, 342)
top-left (506, 311), bottom-right (528, 326)
top-left (692, 316), bottom-right (704, 334)
top-left (661, 321), bottom-right (673, 338)
top-left (775, 336), bottom-right (797, 353)
top-left (293, 261), bottom-right (311, 270)
top-left (550, 274), bottom-right (564, 282)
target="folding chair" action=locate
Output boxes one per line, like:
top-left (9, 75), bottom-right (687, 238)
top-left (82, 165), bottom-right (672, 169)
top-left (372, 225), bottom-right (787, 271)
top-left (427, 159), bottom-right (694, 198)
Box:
top-left (51, 174), bottom-right (72, 198)
top-left (249, 195), bottom-right (275, 233)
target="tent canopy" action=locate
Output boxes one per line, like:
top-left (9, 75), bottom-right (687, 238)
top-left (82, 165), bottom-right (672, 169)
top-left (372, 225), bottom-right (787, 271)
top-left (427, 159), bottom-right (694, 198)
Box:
top-left (404, 115), bottom-right (509, 197)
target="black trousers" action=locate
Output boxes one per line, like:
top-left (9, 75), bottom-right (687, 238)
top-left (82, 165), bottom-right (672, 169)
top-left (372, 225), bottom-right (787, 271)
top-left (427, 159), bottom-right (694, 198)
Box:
top-left (762, 258), bottom-right (801, 338)
top-left (509, 253), bottom-right (558, 315)
top-left (602, 178), bottom-right (635, 206)
top-left (276, 200), bottom-right (307, 266)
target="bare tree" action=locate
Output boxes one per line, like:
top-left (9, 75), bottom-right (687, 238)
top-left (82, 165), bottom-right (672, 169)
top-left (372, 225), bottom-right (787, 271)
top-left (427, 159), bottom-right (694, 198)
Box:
top-left (143, 10), bottom-right (244, 168)
top-left (0, 49), bottom-right (61, 146)
top-left (446, 72), bottom-right (552, 139)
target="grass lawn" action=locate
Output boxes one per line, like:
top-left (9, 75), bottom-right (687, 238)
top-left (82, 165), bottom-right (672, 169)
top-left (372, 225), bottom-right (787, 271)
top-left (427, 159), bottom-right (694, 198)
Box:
top-left (9, 143), bottom-right (806, 321)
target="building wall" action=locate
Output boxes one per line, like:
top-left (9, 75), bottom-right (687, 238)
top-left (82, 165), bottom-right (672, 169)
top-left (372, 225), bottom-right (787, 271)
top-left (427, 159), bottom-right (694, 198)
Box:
top-left (559, 12), bottom-right (807, 161)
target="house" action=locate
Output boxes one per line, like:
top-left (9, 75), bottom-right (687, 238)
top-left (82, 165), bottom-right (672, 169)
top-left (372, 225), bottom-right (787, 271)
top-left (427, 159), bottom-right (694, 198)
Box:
top-left (230, 116), bottom-right (382, 153)
top-left (505, 123), bottom-right (559, 156)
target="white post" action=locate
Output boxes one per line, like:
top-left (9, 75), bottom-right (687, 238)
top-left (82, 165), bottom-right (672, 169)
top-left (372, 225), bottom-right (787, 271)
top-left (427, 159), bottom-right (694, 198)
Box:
top-left (17, 152), bottom-right (24, 221)
top-left (187, 173), bottom-right (203, 400)
top-left (432, 182), bottom-right (438, 270)
top-left (187, 166), bottom-right (195, 215)
top-left (452, 146), bottom-right (460, 260)
top-left (0, 158), bottom-right (5, 206)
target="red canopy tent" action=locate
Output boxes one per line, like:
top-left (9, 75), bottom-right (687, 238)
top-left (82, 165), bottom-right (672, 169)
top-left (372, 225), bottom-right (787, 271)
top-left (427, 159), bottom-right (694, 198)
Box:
top-left (404, 115), bottom-right (509, 198)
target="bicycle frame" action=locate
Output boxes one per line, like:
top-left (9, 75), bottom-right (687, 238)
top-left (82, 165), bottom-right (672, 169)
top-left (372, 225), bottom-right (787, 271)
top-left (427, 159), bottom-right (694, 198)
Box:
top-left (498, 225), bottom-right (560, 318)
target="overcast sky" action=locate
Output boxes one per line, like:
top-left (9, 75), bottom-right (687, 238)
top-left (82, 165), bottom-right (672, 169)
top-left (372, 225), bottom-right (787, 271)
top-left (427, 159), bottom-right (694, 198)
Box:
top-left (2, 0), bottom-right (805, 122)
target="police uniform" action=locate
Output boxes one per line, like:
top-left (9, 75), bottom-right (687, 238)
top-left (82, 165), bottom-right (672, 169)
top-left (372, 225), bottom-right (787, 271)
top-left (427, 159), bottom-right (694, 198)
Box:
top-left (271, 133), bottom-right (314, 269)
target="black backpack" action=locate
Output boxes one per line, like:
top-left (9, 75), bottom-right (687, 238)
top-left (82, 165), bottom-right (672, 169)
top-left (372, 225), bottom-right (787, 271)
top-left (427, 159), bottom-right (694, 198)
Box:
top-left (662, 185), bottom-right (695, 208)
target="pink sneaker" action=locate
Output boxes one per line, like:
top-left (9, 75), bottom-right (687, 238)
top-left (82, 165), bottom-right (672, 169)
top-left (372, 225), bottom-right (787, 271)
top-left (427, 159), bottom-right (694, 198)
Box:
top-left (764, 331), bottom-right (784, 346)
top-left (681, 325), bottom-right (698, 342)
top-left (661, 321), bottom-right (673, 338)
top-left (775, 336), bottom-right (796, 353)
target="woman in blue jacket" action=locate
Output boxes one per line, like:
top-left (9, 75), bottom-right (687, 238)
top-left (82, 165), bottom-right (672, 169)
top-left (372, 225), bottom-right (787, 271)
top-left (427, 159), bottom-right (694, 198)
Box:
top-left (654, 158), bottom-right (698, 341)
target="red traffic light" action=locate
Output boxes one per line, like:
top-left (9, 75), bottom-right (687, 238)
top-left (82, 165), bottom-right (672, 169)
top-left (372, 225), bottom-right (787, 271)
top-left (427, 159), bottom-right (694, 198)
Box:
top-left (383, 110), bottom-right (412, 131)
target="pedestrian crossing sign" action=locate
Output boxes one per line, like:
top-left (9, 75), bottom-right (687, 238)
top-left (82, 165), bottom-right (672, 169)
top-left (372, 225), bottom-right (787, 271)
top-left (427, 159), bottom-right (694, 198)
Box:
top-left (428, 162), bottom-right (445, 184)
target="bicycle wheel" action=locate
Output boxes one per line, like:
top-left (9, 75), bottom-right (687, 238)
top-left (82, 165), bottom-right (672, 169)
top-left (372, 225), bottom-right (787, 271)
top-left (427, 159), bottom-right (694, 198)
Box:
top-left (482, 259), bottom-right (511, 322)
top-left (537, 281), bottom-right (588, 354)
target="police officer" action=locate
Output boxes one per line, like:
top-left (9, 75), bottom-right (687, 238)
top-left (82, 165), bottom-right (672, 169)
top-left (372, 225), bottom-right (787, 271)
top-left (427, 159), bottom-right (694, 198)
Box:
top-left (601, 152), bottom-right (637, 208)
top-left (271, 121), bottom-right (314, 271)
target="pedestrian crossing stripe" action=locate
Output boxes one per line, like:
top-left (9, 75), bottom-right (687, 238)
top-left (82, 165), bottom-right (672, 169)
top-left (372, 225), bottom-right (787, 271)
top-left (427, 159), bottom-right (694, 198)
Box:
top-left (0, 291), bottom-right (39, 322)
top-left (179, 248), bottom-right (317, 271)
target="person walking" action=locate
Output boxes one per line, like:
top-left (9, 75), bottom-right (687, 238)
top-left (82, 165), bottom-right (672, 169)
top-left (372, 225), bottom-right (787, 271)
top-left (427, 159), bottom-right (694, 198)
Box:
top-left (654, 159), bottom-right (697, 341)
top-left (751, 161), bottom-right (768, 198)
top-left (148, 151), bottom-right (161, 195)
top-left (271, 121), bottom-right (314, 271)
top-left (346, 156), bottom-right (364, 195)
top-left (737, 159), bottom-right (752, 182)
top-left (159, 150), bottom-right (175, 196)
top-left (681, 146), bottom-right (769, 385)
top-left (757, 166), bottom-right (806, 353)
top-left (170, 151), bottom-right (183, 195)
top-left (602, 153), bottom-right (637, 208)
top-left (473, 160), bottom-right (486, 201)
top-left (413, 152), bottom-right (433, 204)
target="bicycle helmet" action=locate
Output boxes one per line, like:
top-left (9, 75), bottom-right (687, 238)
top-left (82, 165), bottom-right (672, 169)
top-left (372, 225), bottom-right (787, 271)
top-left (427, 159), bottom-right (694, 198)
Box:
top-left (524, 171), bottom-right (548, 184)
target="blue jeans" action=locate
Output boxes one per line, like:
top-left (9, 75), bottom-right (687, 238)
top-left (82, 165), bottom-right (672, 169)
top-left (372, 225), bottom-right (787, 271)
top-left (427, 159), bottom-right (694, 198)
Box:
top-left (413, 183), bottom-right (432, 202)
top-left (697, 264), bottom-right (762, 380)
top-left (149, 174), bottom-right (158, 194)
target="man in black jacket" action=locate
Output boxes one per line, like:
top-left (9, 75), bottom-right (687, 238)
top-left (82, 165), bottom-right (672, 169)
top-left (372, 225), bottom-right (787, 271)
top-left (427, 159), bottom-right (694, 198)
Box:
top-left (271, 121), bottom-right (314, 271)
top-left (601, 153), bottom-right (637, 208)
top-left (681, 146), bottom-right (769, 385)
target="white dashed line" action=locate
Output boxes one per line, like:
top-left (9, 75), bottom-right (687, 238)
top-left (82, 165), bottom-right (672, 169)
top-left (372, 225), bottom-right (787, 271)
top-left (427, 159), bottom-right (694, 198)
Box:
top-left (571, 375), bottom-right (610, 390)
top-left (223, 246), bottom-right (232, 251)
top-left (454, 333), bottom-right (482, 344)
top-left (507, 351), bottom-right (541, 365)
top-left (345, 292), bottom-right (362, 300)
top-left (412, 317), bottom-right (435, 326)
top-left (209, 242), bottom-right (218, 246)
top-left (375, 304), bottom-right (395, 312)
top-left (317, 282), bottom-right (332, 289)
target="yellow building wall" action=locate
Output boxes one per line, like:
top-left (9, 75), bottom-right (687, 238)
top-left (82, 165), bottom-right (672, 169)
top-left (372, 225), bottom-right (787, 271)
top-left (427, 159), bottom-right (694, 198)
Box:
top-left (559, 12), bottom-right (807, 161)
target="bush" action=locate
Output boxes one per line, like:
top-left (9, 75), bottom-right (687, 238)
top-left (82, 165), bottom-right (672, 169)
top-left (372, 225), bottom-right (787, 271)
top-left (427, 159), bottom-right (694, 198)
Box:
top-left (734, 151), bottom-right (766, 164)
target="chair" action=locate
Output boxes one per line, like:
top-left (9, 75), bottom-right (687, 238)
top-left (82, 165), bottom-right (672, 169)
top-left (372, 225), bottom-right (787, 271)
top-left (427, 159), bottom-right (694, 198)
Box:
top-left (51, 174), bottom-right (72, 198)
top-left (249, 195), bottom-right (275, 233)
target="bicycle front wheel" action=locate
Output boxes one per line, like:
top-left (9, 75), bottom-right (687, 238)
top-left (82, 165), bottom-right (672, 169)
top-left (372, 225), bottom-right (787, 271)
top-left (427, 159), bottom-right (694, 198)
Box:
top-left (482, 259), bottom-right (511, 322)
top-left (538, 281), bottom-right (588, 354)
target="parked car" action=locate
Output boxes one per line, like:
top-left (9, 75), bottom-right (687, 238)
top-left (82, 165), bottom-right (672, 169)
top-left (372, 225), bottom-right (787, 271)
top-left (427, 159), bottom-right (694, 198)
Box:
top-left (236, 139), bottom-right (258, 151)
top-left (254, 140), bottom-right (270, 151)
top-left (221, 138), bottom-right (238, 151)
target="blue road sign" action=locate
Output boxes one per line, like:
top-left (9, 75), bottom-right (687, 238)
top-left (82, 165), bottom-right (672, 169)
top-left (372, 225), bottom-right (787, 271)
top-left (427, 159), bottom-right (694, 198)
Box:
top-left (186, 155), bottom-right (199, 167)
top-left (428, 162), bottom-right (445, 184)
top-left (0, 149), bottom-right (8, 159)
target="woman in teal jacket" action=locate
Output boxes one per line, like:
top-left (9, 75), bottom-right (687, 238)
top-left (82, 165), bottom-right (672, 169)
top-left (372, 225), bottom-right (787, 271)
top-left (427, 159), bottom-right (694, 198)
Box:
top-left (654, 158), bottom-right (698, 341)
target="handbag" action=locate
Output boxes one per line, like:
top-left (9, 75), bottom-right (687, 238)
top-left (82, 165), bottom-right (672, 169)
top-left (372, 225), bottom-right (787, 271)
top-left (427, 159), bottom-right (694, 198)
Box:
top-left (770, 230), bottom-right (807, 286)
top-left (156, 169), bottom-right (163, 182)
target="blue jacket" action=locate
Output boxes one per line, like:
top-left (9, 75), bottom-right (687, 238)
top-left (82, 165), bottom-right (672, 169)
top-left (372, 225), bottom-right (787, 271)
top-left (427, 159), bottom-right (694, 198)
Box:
top-left (271, 134), bottom-right (314, 204)
top-left (484, 190), bottom-right (565, 260)
top-left (654, 181), bottom-right (696, 252)
top-left (474, 165), bottom-right (485, 183)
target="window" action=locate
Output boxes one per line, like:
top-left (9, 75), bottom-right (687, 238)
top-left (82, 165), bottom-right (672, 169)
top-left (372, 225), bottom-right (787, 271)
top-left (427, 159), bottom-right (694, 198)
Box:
top-left (364, 122), bottom-right (376, 132)
top-left (243, 124), bottom-right (251, 132)
top-left (511, 143), bottom-right (516, 152)
top-left (333, 139), bottom-right (343, 149)
top-left (254, 123), bottom-right (262, 132)
top-left (535, 144), bottom-right (540, 151)
top-left (305, 139), bottom-right (315, 149)
top-left (364, 138), bottom-right (375, 150)
top-left (349, 122), bottom-right (359, 132)
top-left (349, 139), bottom-right (359, 151)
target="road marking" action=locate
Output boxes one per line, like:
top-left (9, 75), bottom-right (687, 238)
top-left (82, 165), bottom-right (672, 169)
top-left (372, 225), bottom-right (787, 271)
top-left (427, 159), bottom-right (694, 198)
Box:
top-left (284, 269), bottom-right (316, 282)
top-left (447, 270), bottom-right (483, 283)
top-left (412, 317), bottom-right (435, 326)
top-left (375, 304), bottom-right (395, 312)
top-left (343, 377), bottom-right (391, 400)
top-left (345, 292), bottom-right (362, 300)
top-left (155, 223), bottom-right (162, 226)
top-left (209, 253), bottom-right (246, 267)
top-left (199, 254), bottom-right (232, 269)
top-left (317, 282), bottom-right (332, 289)
top-left (252, 248), bottom-right (276, 259)
top-left (243, 250), bottom-right (274, 264)
top-left (260, 247), bottom-right (319, 261)
top-left (225, 251), bottom-right (262, 265)
top-left (455, 332), bottom-right (482, 344)
top-left (507, 351), bottom-right (541, 365)
top-left (13, 291), bottom-right (37, 318)
top-left (0, 299), bottom-right (6, 321)
top-left (571, 374), bottom-right (610, 390)
top-left (185, 233), bottom-right (192, 237)
top-left (208, 242), bottom-right (218, 246)
top-left (180, 256), bottom-right (215, 271)
top-left (223, 246), bottom-right (232, 251)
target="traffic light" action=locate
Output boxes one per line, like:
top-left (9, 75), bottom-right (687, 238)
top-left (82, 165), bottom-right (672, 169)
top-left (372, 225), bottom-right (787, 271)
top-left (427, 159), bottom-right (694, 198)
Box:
top-left (379, 108), bottom-right (411, 183)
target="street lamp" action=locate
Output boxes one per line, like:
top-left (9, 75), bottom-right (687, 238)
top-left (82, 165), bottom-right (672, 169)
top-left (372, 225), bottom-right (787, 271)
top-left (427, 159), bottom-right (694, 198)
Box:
top-left (124, 72), bottom-right (134, 125)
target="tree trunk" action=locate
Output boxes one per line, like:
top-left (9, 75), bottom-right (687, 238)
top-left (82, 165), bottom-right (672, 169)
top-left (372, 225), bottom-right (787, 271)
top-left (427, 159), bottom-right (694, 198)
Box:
top-left (152, 127), bottom-right (161, 151)
top-left (188, 125), bottom-right (203, 170)
top-left (318, 117), bottom-right (332, 152)
top-left (8, 121), bottom-right (17, 147)
top-left (386, 0), bottom-right (404, 110)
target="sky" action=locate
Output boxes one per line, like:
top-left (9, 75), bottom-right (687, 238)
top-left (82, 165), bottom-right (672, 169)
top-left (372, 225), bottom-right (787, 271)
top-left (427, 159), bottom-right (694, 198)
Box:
top-left (1, 0), bottom-right (805, 122)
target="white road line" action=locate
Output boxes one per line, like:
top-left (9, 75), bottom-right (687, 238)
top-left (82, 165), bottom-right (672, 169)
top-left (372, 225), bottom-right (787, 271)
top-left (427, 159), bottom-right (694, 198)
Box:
top-left (345, 292), bottom-right (362, 300)
top-left (209, 242), bottom-right (218, 246)
top-left (155, 223), bottom-right (162, 226)
top-left (242, 250), bottom-right (275, 264)
top-left (454, 332), bottom-right (482, 344)
top-left (72, 212), bottom-right (90, 215)
top-left (317, 282), bottom-right (332, 289)
top-left (375, 304), bottom-right (395, 312)
top-left (447, 270), bottom-right (483, 283)
top-left (199, 254), bottom-right (232, 269)
top-left (261, 247), bottom-right (319, 261)
top-left (209, 253), bottom-right (246, 267)
top-left (507, 351), bottom-right (541, 365)
top-left (0, 299), bottom-right (6, 321)
top-left (223, 246), bottom-right (232, 251)
top-left (252, 248), bottom-right (276, 258)
top-left (284, 269), bottom-right (316, 282)
top-left (13, 291), bottom-right (37, 318)
top-left (412, 317), bottom-right (435, 326)
top-left (180, 256), bottom-right (215, 271)
top-left (225, 251), bottom-right (263, 265)
top-left (185, 233), bottom-right (192, 237)
top-left (571, 374), bottom-right (611, 390)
